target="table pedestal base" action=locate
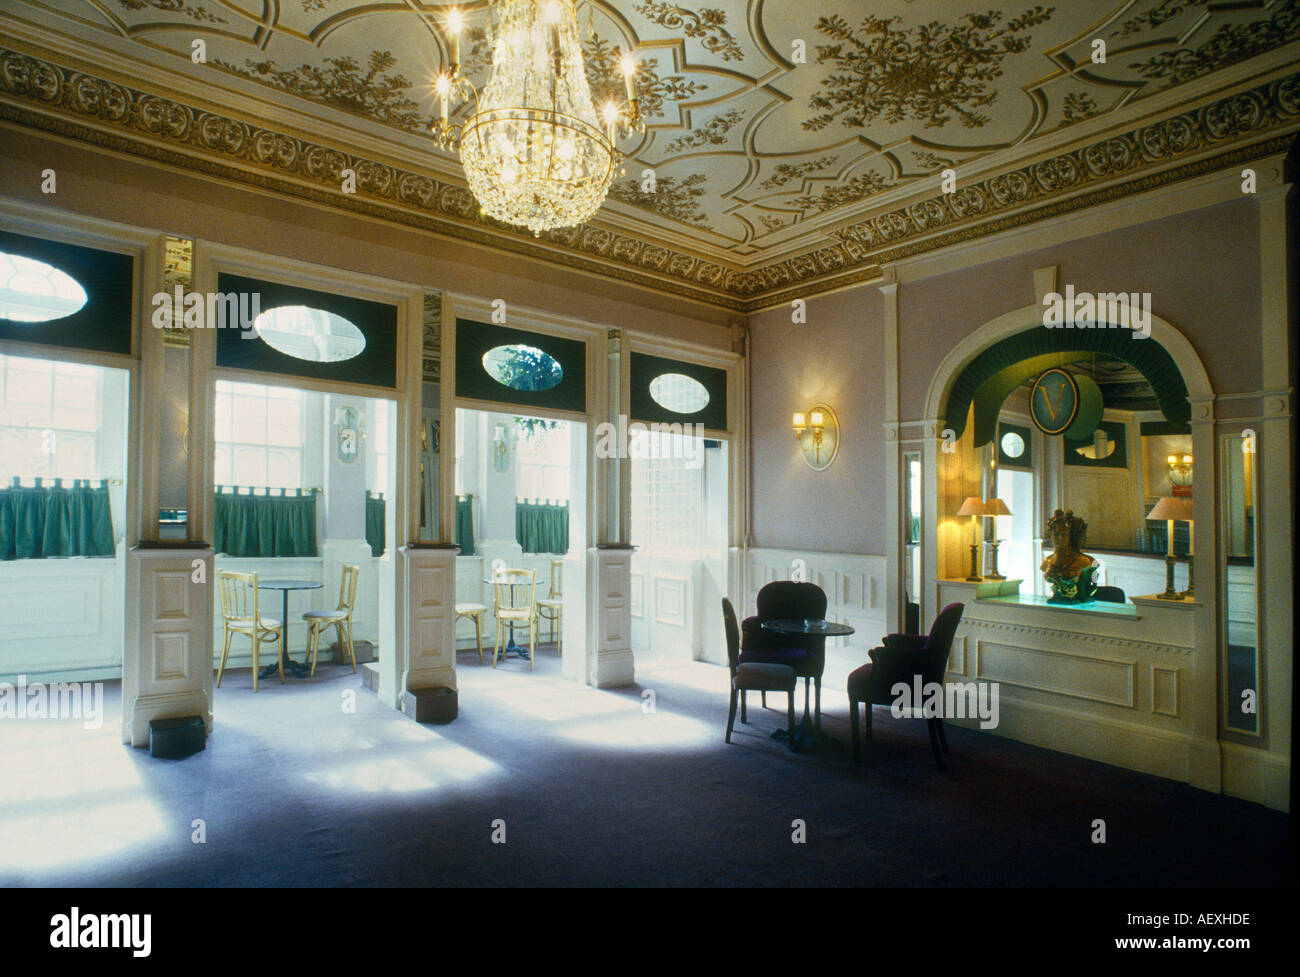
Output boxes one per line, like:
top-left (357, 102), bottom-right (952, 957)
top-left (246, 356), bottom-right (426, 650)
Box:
top-left (259, 654), bottom-right (310, 681)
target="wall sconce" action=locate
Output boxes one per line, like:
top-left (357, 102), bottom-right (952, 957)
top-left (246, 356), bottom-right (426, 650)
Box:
top-left (982, 497), bottom-right (1012, 580)
top-left (492, 421), bottom-right (510, 473)
top-left (1167, 453), bottom-right (1193, 495)
top-left (956, 496), bottom-right (988, 581)
top-left (792, 404), bottom-right (839, 471)
top-left (1146, 495), bottom-right (1194, 599)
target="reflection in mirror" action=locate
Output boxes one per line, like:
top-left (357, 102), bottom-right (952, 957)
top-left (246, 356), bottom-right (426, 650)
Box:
top-left (1222, 434), bottom-right (1259, 734)
top-left (903, 452), bottom-right (921, 631)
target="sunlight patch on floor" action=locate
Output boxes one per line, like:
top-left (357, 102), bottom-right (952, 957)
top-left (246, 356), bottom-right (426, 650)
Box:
top-left (301, 741), bottom-right (501, 794)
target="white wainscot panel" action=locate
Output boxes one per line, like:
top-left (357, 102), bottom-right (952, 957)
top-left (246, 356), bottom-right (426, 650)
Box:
top-left (976, 640), bottom-right (1137, 709)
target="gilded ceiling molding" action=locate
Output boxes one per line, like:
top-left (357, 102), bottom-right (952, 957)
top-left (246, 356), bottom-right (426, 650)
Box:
top-left (0, 46), bottom-right (1297, 312)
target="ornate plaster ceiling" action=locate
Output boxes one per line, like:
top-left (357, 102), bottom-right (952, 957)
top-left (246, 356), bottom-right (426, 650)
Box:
top-left (1, 1), bottom-right (1298, 309)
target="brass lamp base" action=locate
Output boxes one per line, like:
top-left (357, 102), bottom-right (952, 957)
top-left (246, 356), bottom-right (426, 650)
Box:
top-left (1156, 552), bottom-right (1184, 600)
top-left (1180, 556), bottom-right (1195, 598)
top-left (966, 543), bottom-right (982, 582)
top-left (986, 540), bottom-right (1005, 580)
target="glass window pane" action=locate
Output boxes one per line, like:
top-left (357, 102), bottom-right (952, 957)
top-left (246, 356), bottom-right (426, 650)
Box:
top-left (230, 396), bottom-right (267, 443)
top-left (266, 399), bottom-right (300, 446)
top-left (232, 446), bottom-right (267, 486)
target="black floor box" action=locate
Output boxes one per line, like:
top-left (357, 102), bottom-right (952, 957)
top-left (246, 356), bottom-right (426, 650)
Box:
top-left (148, 715), bottom-right (206, 758)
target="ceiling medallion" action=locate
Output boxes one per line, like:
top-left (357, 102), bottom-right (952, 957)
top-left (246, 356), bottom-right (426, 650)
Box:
top-left (433, 2), bottom-right (644, 237)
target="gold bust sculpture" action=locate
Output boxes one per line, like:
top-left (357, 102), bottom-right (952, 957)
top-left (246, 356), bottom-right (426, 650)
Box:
top-left (1041, 509), bottom-right (1099, 602)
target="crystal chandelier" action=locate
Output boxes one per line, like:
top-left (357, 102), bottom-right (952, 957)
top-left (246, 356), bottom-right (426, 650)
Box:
top-left (433, 1), bottom-right (644, 237)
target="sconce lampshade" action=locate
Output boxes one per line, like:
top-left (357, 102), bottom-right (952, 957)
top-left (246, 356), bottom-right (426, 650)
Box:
top-left (956, 497), bottom-right (989, 518)
top-left (792, 412), bottom-right (806, 430)
top-left (984, 497), bottom-right (1012, 517)
top-left (1146, 496), bottom-right (1194, 522)
top-left (809, 410), bottom-right (825, 428)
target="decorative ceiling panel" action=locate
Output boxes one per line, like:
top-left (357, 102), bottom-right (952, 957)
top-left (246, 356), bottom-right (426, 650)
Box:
top-left (1, 1), bottom-right (1298, 309)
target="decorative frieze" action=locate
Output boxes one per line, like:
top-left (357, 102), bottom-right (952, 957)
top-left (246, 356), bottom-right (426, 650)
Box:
top-left (1, 47), bottom-right (1296, 311)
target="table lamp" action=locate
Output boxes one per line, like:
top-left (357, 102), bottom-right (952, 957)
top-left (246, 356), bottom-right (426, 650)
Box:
top-left (983, 497), bottom-right (1012, 580)
top-left (956, 496), bottom-right (988, 581)
top-left (1146, 496), bottom-right (1194, 600)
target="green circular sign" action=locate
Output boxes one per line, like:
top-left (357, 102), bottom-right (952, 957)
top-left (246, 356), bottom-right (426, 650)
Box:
top-left (1029, 368), bottom-right (1080, 435)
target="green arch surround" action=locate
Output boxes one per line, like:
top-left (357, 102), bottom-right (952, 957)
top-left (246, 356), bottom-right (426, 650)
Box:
top-left (945, 327), bottom-right (1190, 446)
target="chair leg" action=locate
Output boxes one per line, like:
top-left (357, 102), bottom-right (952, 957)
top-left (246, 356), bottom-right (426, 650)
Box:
top-left (474, 614), bottom-right (483, 663)
top-left (725, 688), bottom-right (738, 744)
top-left (849, 699), bottom-right (860, 762)
top-left (307, 625), bottom-right (317, 678)
top-left (864, 702), bottom-right (873, 741)
top-left (217, 630), bottom-right (232, 688)
top-left (815, 677), bottom-right (822, 730)
top-left (936, 718), bottom-right (950, 754)
top-left (492, 619), bottom-right (501, 668)
top-left (556, 609), bottom-right (562, 652)
top-left (345, 620), bottom-right (357, 672)
top-left (761, 691), bottom-right (767, 708)
top-left (277, 628), bottom-right (285, 684)
top-left (251, 634), bottom-right (259, 692)
top-left (739, 689), bottom-right (747, 724)
top-left (528, 618), bottom-right (536, 670)
top-left (787, 691), bottom-right (797, 753)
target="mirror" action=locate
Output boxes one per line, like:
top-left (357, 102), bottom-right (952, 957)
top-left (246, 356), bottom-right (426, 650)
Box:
top-left (903, 452), bottom-right (921, 625)
top-left (1221, 433), bottom-right (1259, 735)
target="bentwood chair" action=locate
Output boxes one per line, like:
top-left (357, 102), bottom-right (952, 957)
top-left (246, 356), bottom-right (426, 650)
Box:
top-left (722, 598), bottom-right (798, 751)
top-left (455, 603), bottom-right (489, 662)
top-left (304, 564), bottom-right (359, 676)
top-left (847, 602), bottom-right (964, 767)
top-left (217, 570), bottom-right (282, 692)
top-left (492, 568), bottom-right (538, 669)
top-left (536, 558), bottom-right (564, 649)
top-left (739, 581), bottom-right (828, 727)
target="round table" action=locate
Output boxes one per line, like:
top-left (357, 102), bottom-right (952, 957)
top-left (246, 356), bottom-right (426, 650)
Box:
top-left (760, 618), bottom-right (856, 751)
top-left (483, 578), bottom-right (532, 662)
top-left (257, 579), bottom-right (324, 680)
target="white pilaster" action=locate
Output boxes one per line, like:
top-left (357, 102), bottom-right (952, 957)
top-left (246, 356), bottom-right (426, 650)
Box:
top-left (586, 545), bottom-right (634, 688)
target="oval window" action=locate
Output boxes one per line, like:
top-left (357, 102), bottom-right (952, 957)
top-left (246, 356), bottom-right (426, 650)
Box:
top-left (0, 251), bottom-right (89, 322)
top-left (649, 373), bottom-right (709, 414)
top-left (1000, 431), bottom-right (1025, 459)
top-left (482, 344), bottom-right (563, 392)
top-left (252, 305), bottom-right (366, 362)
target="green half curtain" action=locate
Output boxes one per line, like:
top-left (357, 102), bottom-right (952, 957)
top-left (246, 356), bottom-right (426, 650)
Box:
top-left (214, 488), bottom-right (317, 557)
top-left (366, 490), bottom-right (386, 557)
top-left (516, 500), bottom-right (569, 555)
top-left (0, 477), bottom-right (115, 560)
top-left (456, 495), bottom-right (476, 556)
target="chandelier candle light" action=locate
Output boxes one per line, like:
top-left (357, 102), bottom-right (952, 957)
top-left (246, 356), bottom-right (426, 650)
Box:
top-left (433, 1), bottom-right (644, 237)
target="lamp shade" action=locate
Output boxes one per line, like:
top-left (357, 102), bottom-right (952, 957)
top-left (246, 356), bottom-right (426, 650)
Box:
top-left (1146, 496), bottom-right (1194, 522)
top-left (984, 497), bottom-right (1012, 517)
top-left (792, 412), bottom-right (806, 429)
top-left (956, 497), bottom-right (988, 517)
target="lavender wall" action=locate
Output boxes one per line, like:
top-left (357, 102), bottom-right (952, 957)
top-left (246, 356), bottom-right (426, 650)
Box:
top-left (748, 287), bottom-right (886, 554)
top-left (897, 198), bottom-right (1262, 418)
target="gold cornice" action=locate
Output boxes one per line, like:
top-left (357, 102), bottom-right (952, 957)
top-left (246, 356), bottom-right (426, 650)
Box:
top-left (0, 46), bottom-right (1297, 313)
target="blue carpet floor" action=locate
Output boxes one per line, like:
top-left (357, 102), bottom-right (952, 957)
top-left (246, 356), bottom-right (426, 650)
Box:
top-left (0, 643), bottom-right (1290, 887)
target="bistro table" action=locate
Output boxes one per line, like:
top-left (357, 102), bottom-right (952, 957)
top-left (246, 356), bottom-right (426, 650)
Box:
top-left (257, 579), bottom-right (324, 680)
top-left (760, 618), bottom-right (856, 751)
top-left (483, 576), bottom-right (533, 663)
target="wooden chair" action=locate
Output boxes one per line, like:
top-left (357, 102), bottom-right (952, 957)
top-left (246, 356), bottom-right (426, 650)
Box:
top-left (722, 598), bottom-right (798, 751)
top-left (492, 568), bottom-right (538, 669)
top-left (536, 558), bottom-right (564, 649)
top-left (455, 603), bottom-right (489, 662)
top-left (303, 564), bottom-right (359, 676)
top-left (217, 570), bottom-right (282, 692)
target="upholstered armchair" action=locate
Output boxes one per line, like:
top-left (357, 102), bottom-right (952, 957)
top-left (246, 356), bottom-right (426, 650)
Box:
top-left (739, 581), bottom-right (828, 727)
top-left (846, 602), bottom-right (964, 767)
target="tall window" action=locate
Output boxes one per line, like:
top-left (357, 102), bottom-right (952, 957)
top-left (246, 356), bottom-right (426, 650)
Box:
top-left (214, 380), bottom-right (303, 488)
top-left (371, 401), bottom-right (390, 498)
top-left (0, 354), bottom-right (101, 479)
top-left (516, 419), bottom-right (570, 500)
top-left (631, 432), bottom-right (704, 551)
